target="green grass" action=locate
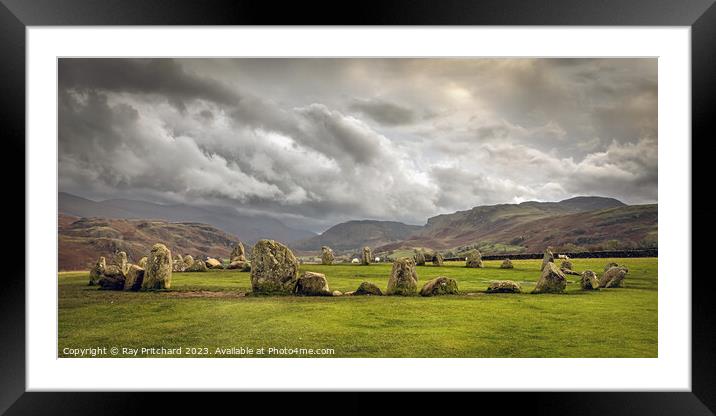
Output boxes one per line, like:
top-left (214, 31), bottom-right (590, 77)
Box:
top-left (58, 258), bottom-right (657, 358)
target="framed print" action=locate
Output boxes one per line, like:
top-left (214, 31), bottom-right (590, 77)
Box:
top-left (3, 0), bottom-right (714, 413)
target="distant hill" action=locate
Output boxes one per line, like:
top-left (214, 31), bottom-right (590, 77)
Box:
top-left (377, 197), bottom-right (656, 254)
top-left (290, 220), bottom-right (423, 252)
top-left (59, 192), bottom-right (316, 245)
top-left (59, 214), bottom-right (240, 271)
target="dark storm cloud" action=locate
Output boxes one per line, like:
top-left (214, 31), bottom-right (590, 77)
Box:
top-left (59, 58), bottom-right (239, 109)
top-left (58, 58), bottom-right (657, 231)
top-left (349, 98), bottom-right (417, 126)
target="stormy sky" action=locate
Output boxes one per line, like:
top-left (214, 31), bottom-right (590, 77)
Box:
top-left (58, 58), bottom-right (657, 232)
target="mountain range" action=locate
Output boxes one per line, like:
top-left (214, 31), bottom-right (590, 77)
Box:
top-left (59, 192), bottom-right (315, 245)
top-left (59, 214), bottom-right (239, 271)
top-left (58, 193), bottom-right (657, 269)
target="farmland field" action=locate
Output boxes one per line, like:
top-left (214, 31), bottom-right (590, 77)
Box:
top-left (58, 258), bottom-right (657, 358)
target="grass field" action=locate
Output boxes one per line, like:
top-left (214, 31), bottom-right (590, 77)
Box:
top-left (58, 258), bottom-right (657, 358)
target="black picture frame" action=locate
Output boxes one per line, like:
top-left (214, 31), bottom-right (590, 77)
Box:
top-left (2, 0), bottom-right (713, 414)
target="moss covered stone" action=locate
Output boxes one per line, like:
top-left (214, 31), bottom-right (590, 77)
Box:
top-left (581, 270), bottom-right (599, 290)
top-left (465, 249), bottom-right (483, 268)
top-left (533, 262), bottom-right (566, 294)
top-left (420, 276), bottom-right (459, 296)
top-left (354, 281), bottom-right (383, 296)
top-left (600, 266), bottom-right (628, 288)
top-left (123, 264), bottom-right (145, 291)
top-left (486, 280), bottom-right (521, 293)
top-left (88, 256), bottom-right (106, 286)
top-left (321, 246), bottom-right (335, 265)
top-left (250, 239), bottom-right (299, 294)
top-left (540, 248), bottom-right (555, 271)
top-left (142, 243), bottom-right (172, 290)
top-left (386, 257), bottom-right (418, 295)
top-left (294, 271), bottom-right (331, 296)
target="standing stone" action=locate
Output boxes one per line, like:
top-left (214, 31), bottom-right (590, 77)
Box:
top-left (465, 249), bottom-right (483, 268)
top-left (88, 256), bottom-right (106, 286)
top-left (581, 270), bottom-right (600, 290)
top-left (97, 265), bottom-right (126, 290)
top-left (205, 258), bottom-right (223, 269)
top-left (142, 243), bottom-right (172, 290)
top-left (561, 260), bottom-right (574, 270)
top-left (500, 258), bottom-right (514, 269)
top-left (540, 248), bottom-right (555, 271)
top-left (112, 251), bottom-right (129, 275)
top-left (294, 271), bottom-right (331, 296)
top-left (183, 255), bottom-right (194, 268)
top-left (172, 254), bottom-right (187, 272)
top-left (123, 264), bottom-right (145, 291)
top-left (599, 266), bottom-right (629, 288)
top-left (533, 262), bottom-right (566, 294)
top-left (138, 256), bottom-right (148, 269)
top-left (361, 247), bottom-right (372, 265)
top-left (414, 249), bottom-right (426, 266)
top-left (250, 239), bottom-right (300, 294)
top-left (386, 257), bottom-right (418, 295)
top-left (486, 280), bottom-right (521, 293)
top-left (432, 253), bottom-right (444, 266)
top-left (321, 246), bottom-right (335, 265)
top-left (186, 258), bottom-right (208, 272)
top-left (420, 276), bottom-right (459, 296)
top-left (230, 241), bottom-right (247, 262)
top-left (354, 281), bottom-right (383, 296)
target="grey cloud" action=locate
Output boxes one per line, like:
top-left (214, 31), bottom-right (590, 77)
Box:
top-left (349, 98), bottom-right (417, 126)
top-left (58, 58), bottom-right (657, 232)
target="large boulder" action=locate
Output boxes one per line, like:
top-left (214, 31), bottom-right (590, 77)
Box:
top-left (420, 276), bottom-right (458, 296)
top-left (354, 281), bottom-right (383, 296)
top-left (540, 248), bottom-right (555, 271)
top-left (500, 259), bottom-right (514, 269)
top-left (183, 255), bottom-right (194, 268)
top-left (88, 256), bottom-right (106, 286)
top-left (97, 265), bottom-right (125, 290)
top-left (250, 239), bottom-right (300, 294)
top-left (361, 247), bottom-right (372, 265)
top-left (533, 262), bottom-right (566, 294)
top-left (432, 253), bottom-right (444, 266)
top-left (465, 249), bottom-right (483, 268)
top-left (205, 258), bottom-right (223, 269)
top-left (230, 242), bottom-right (247, 263)
top-left (321, 246), bottom-right (335, 265)
top-left (580, 270), bottom-right (599, 290)
top-left (486, 280), bottom-right (521, 293)
top-left (386, 257), bottom-right (418, 295)
top-left (600, 266), bottom-right (629, 288)
top-left (186, 258), bottom-right (208, 272)
top-left (123, 264), bottom-right (145, 291)
top-left (142, 243), bottom-right (172, 290)
top-left (138, 256), bottom-right (148, 269)
top-left (414, 249), bottom-right (426, 266)
top-left (294, 271), bottom-right (331, 296)
top-left (561, 260), bottom-right (574, 270)
top-left (112, 251), bottom-right (130, 275)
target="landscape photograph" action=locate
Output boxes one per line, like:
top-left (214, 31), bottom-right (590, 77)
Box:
top-left (58, 58), bottom-right (657, 358)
